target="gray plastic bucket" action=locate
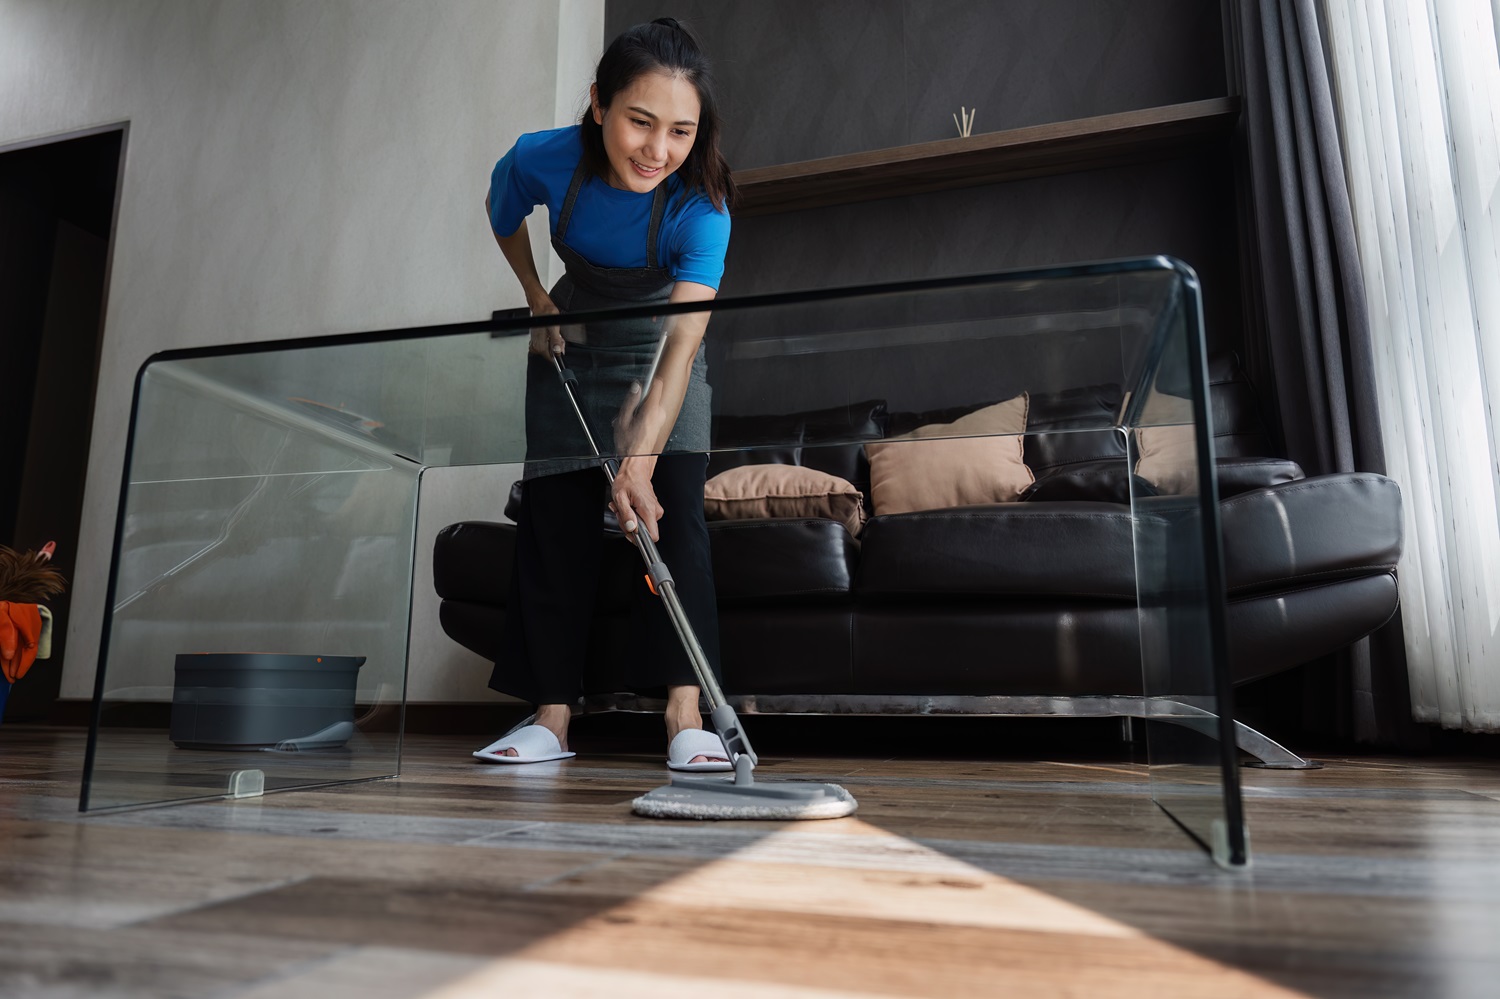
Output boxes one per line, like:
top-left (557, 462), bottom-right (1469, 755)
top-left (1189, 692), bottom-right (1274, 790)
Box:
top-left (170, 653), bottom-right (366, 750)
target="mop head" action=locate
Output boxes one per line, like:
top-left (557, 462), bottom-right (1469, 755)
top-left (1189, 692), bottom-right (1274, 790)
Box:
top-left (631, 778), bottom-right (858, 820)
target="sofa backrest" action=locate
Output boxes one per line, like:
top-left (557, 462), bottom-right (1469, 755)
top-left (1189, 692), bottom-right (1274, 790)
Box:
top-left (706, 400), bottom-right (888, 500)
top-left (707, 355), bottom-right (1274, 494)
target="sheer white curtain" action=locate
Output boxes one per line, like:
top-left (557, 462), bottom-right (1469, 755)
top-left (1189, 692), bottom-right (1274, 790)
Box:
top-left (1322, 0), bottom-right (1500, 732)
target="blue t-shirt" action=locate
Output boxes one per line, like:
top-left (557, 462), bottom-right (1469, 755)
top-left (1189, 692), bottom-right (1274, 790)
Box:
top-left (488, 125), bottom-right (731, 290)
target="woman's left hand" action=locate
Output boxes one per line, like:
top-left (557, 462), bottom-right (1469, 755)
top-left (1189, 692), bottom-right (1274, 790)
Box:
top-left (610, 457), bottom-right (664, 542)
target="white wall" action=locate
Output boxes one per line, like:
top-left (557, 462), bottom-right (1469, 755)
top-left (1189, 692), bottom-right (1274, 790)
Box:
top-left (0, 0), bottom-right (605, 703)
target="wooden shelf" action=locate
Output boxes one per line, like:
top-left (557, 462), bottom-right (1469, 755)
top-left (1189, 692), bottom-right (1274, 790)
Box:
top-left (732, 97), bottom-right (1240, 216)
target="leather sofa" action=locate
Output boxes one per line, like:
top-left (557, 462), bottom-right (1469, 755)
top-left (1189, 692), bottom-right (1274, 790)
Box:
top-left (434, 357), bottom-right (1403, 759)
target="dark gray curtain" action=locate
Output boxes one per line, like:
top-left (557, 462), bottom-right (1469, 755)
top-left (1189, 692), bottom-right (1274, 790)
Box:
top-left (1228, 0), bottom-right (1420, 746)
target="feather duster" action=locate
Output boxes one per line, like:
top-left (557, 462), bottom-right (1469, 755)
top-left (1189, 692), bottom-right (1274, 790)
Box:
top-left (0, 545), bottom-right (67, 604)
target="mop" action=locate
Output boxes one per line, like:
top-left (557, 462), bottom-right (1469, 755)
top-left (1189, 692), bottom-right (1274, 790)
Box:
top-left (548, 348), bottom-right (857, 820)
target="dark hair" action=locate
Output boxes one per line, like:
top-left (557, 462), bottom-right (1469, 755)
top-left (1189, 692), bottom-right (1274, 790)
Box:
top-left (580, 17), bottom-right (736, 212)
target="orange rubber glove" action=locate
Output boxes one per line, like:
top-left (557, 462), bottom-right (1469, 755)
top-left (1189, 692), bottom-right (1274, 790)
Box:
top-left (0, 601), bottom-right (42, 684)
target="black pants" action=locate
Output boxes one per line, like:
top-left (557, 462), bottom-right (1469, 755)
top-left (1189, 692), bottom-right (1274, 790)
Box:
top-left (488, 453), bottom-right (722, 704)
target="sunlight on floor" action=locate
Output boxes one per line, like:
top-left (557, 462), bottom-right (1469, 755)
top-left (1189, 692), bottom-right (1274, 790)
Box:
top-left (425, 959), bottom-right (881, 998)
top-left (419, 818), bottom-right (1310, 998)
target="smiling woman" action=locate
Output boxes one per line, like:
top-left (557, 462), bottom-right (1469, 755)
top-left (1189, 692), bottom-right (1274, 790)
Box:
top-left (592, 73), bottom-right (699, 190)
top-left (480, 18), bottom-right (736, 767)
top-left (579, 19), bottom-right (735, 209)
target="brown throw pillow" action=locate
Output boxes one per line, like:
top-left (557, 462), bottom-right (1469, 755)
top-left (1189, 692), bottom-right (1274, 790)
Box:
top-left (703, 464), bottom-right (867, 537)
top-left (864, 394), bottom-right (1032, 515)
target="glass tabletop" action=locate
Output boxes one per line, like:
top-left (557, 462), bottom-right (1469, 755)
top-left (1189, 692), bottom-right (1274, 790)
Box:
top-left (82, 256), bottom-right (1245, 866)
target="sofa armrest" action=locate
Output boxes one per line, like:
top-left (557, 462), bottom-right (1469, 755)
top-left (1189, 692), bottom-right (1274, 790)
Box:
top-left (1214, 457), bottom-right (1304, 497)
top-left (1220, 473), bottom-right (1402, 595)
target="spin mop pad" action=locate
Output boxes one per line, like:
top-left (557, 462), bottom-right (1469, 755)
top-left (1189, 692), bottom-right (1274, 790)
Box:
top-left (632, 781), bottom-right (858, 820)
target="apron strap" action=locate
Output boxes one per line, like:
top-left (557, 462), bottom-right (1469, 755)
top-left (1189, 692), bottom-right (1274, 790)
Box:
top-left (558, 157), bottom-right (671, 273)
top-left (645, 184), bottom-right (668, 270)
top-left (556, 160), bottom-right (589, 241)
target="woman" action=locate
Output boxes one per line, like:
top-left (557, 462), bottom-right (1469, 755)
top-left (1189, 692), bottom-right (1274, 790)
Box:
top-left (475, 18), bottom-right (735, 769)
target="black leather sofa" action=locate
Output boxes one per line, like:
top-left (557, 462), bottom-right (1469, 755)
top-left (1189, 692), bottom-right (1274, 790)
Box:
top-left (434, 357), bottom-right (1402, 763)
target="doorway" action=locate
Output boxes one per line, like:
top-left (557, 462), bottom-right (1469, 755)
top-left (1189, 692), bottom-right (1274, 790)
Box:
top-left (0, 124), bottom-right (125, 721)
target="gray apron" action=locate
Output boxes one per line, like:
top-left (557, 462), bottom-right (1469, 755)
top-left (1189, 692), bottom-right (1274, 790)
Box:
top-left (523, 160), bottom-right (712, 479)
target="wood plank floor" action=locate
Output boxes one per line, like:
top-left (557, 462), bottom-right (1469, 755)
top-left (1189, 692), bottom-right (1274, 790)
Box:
top-left (1, 720), bottom-right (1497, 998)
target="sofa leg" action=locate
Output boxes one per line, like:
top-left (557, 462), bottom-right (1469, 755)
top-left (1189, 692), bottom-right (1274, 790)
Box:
top-left (1234, 720), bottom-right (1323, 769)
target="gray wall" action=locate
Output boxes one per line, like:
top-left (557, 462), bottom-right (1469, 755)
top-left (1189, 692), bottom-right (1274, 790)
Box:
top-left (0, 0), bottom-right (605, 705)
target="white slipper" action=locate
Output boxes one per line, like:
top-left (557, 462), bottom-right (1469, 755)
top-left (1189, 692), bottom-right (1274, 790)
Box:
top-left (667, 728), bottom-right (733, 772)
top-left (473, 715), bottom-right (575, 764)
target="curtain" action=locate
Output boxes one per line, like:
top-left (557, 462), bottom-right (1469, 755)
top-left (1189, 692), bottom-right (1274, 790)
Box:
top-left (1230, 0), bottom-right (1417, 743)
top-left (1321, 0), bottom-right (1500, 734)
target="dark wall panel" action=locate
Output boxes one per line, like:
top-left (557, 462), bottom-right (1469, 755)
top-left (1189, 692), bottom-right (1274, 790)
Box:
top-left (608, 0), bottom-right (908, 167)
top-left (606, 1), bottom-right (1226, 165)
top-left (719, 148), bottom-right (1242, 349)
top-left (904, 1), bottom-right (1226, 143)
top-left (601, 2), bottom-right (1243, 416)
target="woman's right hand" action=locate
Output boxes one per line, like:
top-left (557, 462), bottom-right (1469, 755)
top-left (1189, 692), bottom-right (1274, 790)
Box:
top-left (527, 292), bottom-right (564, 357)
top-left (610, 457), bottom-right (664, 543)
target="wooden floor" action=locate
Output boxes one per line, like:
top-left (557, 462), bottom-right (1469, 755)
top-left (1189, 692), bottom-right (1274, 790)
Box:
top-left (2, 719), bottom-right (1498, 998)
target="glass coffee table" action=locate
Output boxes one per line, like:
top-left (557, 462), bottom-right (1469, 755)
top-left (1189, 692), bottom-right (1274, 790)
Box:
top-left (82, 256), bottom-right (1246, 867)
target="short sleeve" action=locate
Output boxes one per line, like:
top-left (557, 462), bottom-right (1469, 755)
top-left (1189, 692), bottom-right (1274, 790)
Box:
top-left (488, 138), bottom-right (543, 238)
top-left (671, 202), bottom-right (732, 290)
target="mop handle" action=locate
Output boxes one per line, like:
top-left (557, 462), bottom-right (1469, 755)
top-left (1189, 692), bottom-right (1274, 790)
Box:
top-left (547, 351), bottom-right (745, 734)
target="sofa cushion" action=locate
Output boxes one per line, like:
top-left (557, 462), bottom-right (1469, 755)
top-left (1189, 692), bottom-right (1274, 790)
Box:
top-left (1021, 459), bottom-right (1153, 504)
top-left (437, 598), bottom-right (502, 663)
top-left (720, 607), bottom-right (856, 692)
top-left (1021, 456), bottom-right (1303, 504)
top-left (1220, 473), bottom-right (1402, 595)
top-left (705, 464), bottom-right (866, 537)
top-left (865, 394), bottom-right (1033, 515)
top-left (1020, 383), bottom-right (1125, 476)
top-left (707, 411), bottom-right (801, 475)
top-left (433, 520), bottom-right (639, 612)
top-left (1020, 354), bottom-right (1276, 476)
top-left (855, 502), bottom-right (1136, 600)
top-left (852, 602), bottom-right (1142, 695)
top-left (1207, 353), bottom-right (1275, 458)
top-left (1215, 457), bottom-right (1304, 497)
top-left (708, 399), bottom-right (887, 496)
top-left (709, 518), bottom-right (857, 603)
top-left (799, 399), bottom-right (889, 448)
top-left (886, 395), bottom-right (1025, 437)
top-left (505, 479), bottom-right (627, 534)
top-left (1137, 426), bottom-right (1304, 498)
top-left (434, 521), bottom-right (513, 605)
top-left (798, 398), bottom-right (885, 496)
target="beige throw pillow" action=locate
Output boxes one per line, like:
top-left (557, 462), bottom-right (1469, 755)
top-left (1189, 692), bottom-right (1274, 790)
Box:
top-left (1135, 427), bottom-right (1199, 495)
top-left (864, 394), bottom-right (1032, 516)
top-left (1134, 392), bottom-right (1198, 495)
top-left (703, 464), bottom-right (867, 537)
